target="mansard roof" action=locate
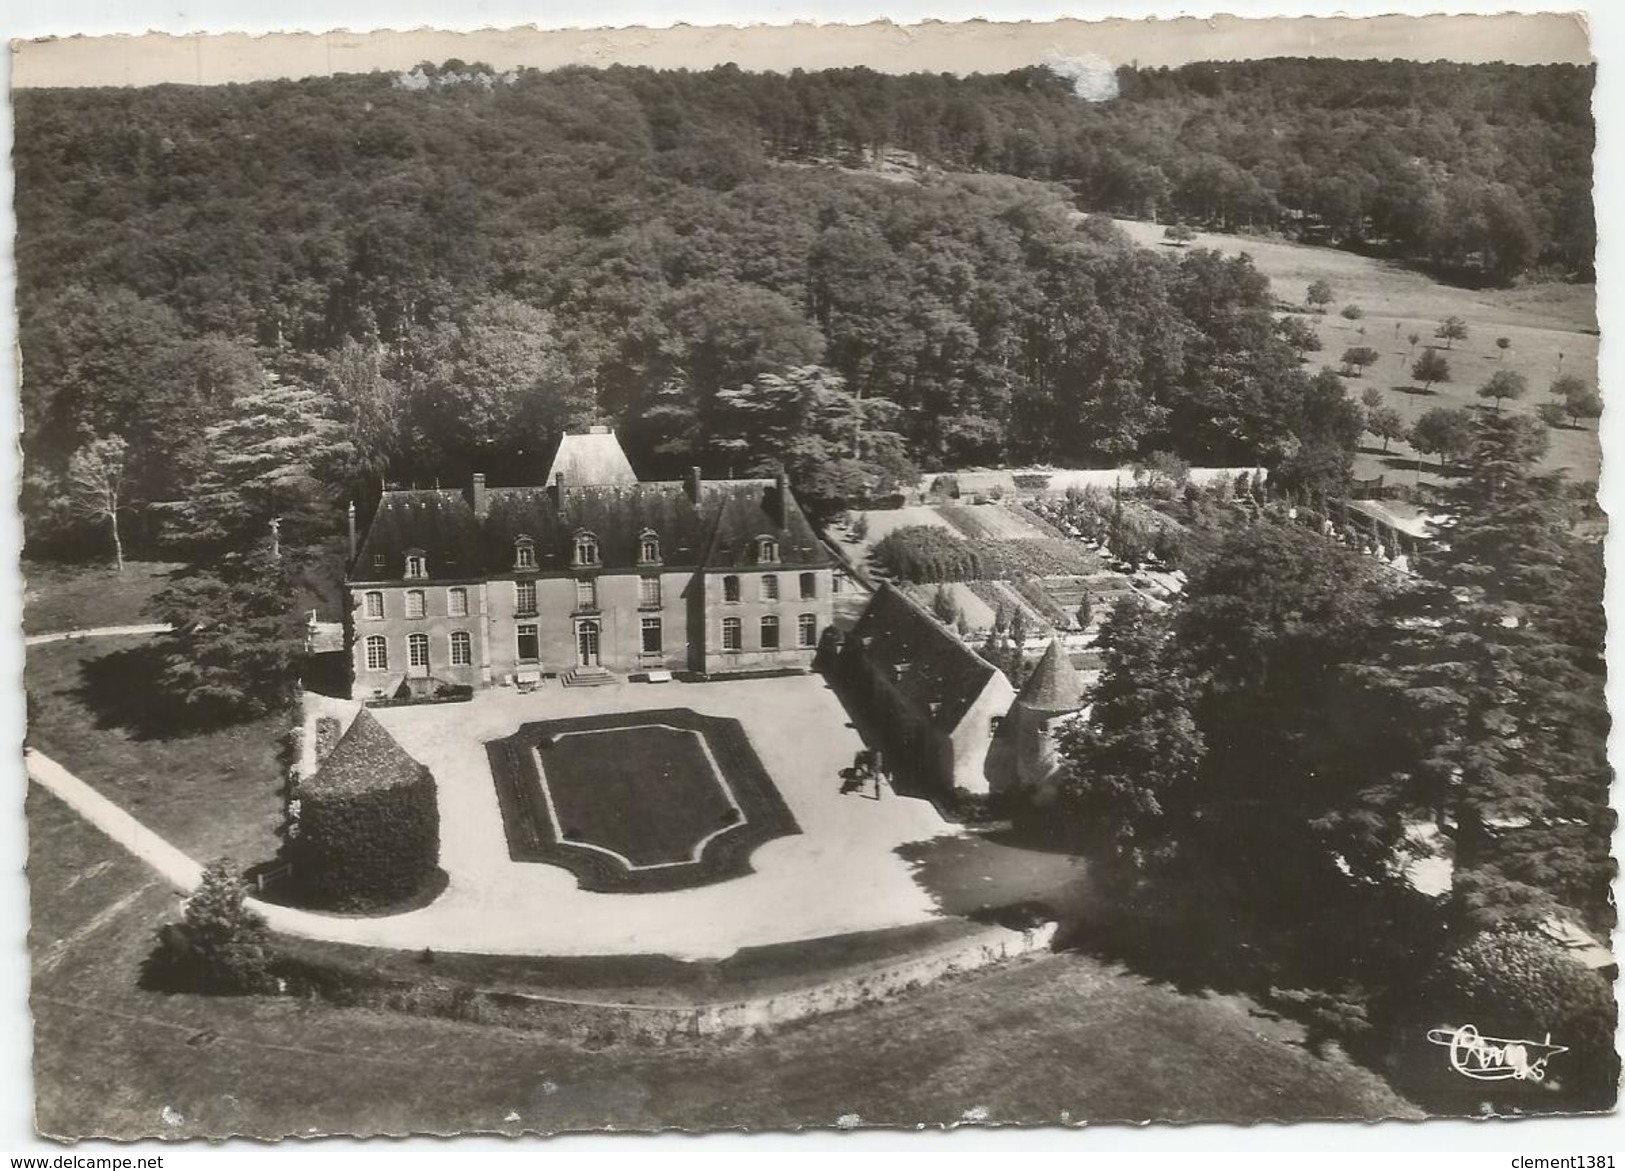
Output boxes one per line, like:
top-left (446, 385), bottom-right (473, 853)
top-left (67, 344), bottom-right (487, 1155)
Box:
top-left (846, 583), bottom-right (1004, 733)
top-left (351, 471), bottom-right (831, 581)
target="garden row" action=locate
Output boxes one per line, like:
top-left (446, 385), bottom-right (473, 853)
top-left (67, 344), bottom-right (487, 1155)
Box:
top-left (872, 526), bottom-right (1096, 584)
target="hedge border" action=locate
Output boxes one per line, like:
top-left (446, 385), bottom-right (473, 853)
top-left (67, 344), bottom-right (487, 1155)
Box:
top-left (484, 708), bottom-right (801, 894)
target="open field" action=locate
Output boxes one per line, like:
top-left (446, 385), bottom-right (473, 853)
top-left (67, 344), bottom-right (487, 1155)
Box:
top-left (1112, 218), bottom-right (1602, 485)
top-left (29, 783), bottom-right (1421, 1137)
top-left (24, 635), bottom-right (287, 867)
top-left (21, 560), bottom-right (183, 635)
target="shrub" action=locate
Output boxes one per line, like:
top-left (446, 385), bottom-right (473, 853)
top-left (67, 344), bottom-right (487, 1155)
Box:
top-left (151, 858), bottom-right (272, 994)
top-left (1340, 303), bottom-right (1364, 320)
top-left (1011, 472), bottom-right (1052, 491)
top-left (288, 710), bottom-right (441, 911)
top-left (928, 474), bottom-right (961, 498)
top-left (1422, 929), bottom-right (1618, 1104)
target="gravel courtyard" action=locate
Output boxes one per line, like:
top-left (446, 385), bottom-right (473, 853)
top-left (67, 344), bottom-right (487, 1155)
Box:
top-left (334, 674), bottom-right (961, 960)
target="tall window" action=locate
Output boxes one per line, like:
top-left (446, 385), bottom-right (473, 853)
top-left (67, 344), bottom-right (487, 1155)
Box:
top-left (516, 623), bottom-right (539, 662)
top-left (407, 633), bottom-right (429, 668)
top-left (447, 587), bottom-right (468, 618)
top-left (405, 589), bottom-right (426, 619)
top-left (757, 537), bottom-right (779, 563)
top-left (405, 553), bottom-right (427, 579)
top-left (449, 630), bottom-right (472, 666)
top-left (800, 572), bottom-right (817, 600)
top-left (723, 575), bottom-right (741, 603)
top-left (639, 576), bottom-right (661, 608)
top-left (363, 591), bottom-right (384, 619)
top-left (574, 533), bottom-right (599, 566)
top-left (641, 616), bottom-right (662, 655)
top-left (722, 617), bottom-right (742, 652)
top-left (639, 532), bottom-right (660, 564)
top-left (575, 578), bottom-right (597, 610)
top-left (832, 572), bottom-right (845, 595)
top-left (365, 635), bottom-right (388, 671)
top-left (760, 615), bottom-right (780, 650)
top-left (798, 613), bottom-right (818, 648)
top-left (514, 538), bottom-right (536, 569)
top-left (760, 574), bottom-right (779, 602)
top-left (514, 580), bottom-right (537, 614)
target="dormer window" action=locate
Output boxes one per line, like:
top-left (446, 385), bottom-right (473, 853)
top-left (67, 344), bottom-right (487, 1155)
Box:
top-left (404, 551), bottom-right (427, 579)
top-left (757, 536), bottom-right (780, 564)
top-left (574, 532), bottom-right (600, 567)
top-left (514, 536), bottom-right (536, 570)
top-left (638, 530), bottom-right (661, 565)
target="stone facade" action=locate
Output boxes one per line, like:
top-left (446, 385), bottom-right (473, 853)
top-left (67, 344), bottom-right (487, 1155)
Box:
top-left (345, 429), bottom-right (834, 698)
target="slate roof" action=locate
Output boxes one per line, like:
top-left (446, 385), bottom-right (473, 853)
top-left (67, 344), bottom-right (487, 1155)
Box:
top-left (349, 433), bottom-right (832, 582)
top-left (846, 583), bottom-right (1002, 733)
top-left (1015, 639), bottom-right (1086, 714)
top-left (301, 709), bottom-right (431, 798)
top-left (545, 429), bottom-right (638, 486)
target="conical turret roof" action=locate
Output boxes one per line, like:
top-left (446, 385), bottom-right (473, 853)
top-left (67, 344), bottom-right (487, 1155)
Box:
top-left (1015, 638), bottom-right (1085, 714)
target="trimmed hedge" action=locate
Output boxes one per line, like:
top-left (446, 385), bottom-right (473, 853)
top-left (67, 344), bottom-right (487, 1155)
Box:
top-left (288, 710), bottom-right (441, 911)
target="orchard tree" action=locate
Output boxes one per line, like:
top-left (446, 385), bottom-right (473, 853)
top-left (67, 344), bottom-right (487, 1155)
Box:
top-left (1478, 368), bottom-right (1528, 413)
top-left (1410, 406), bottom-right (1475, 472)
top-left (1163, 223), bottom-right (1196, 246)
top-left (1535, 401), bottom-right (1568, 429)
top-left (1368, 406), bottom-right (1408, 452)
top-left (1435, 315), bottom-right (1469, 349)
top-left (1340, 346), bottom-right (1381, 377)
top-left (1361, 386), bottom-right (1385, 410)
top-left (1306, 279), bottom-right (1335, 311)
top-left (66, 435), bottom-right (130, 572)
top-left (1495, 336), bottom-right (1512, 361)
top-left (1412, 348), bottom-right (1451, 394)
top-left (1551, 375), bottom-right (1602, 429)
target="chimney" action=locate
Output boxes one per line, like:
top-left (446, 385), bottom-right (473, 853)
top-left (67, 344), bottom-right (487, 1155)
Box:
top-left (347, 501), bottom-right (357, 561)
top-left (773, 469), bottom-right (791, 527)
top-left (548, 471), bottom-right (564, 509)
top-left (469, 473), bottom-right (487, 518)
top-left (686, 466), bottom-right (702, 503)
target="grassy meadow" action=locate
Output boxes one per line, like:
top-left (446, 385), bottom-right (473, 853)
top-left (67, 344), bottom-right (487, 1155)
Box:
top-left (1112, 219), bottom-right (1601, 488)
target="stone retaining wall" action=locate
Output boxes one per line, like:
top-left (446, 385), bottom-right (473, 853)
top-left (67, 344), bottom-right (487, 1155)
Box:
top-left (306, 920), bottom-right (1058, 1042)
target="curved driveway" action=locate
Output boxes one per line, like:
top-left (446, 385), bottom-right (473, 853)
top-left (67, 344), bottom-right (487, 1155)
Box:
top-left (28, 675), bottom-right (963, 961)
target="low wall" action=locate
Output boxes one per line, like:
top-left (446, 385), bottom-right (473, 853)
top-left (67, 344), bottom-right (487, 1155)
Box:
top-left (290, 920), bottom-right (1058, 1042)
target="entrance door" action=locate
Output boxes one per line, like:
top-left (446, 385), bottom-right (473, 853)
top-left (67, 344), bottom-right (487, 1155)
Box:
top-left (576, 620), bottom-right (601, 667)
top-left (407, 632), bottom-right (430, 678)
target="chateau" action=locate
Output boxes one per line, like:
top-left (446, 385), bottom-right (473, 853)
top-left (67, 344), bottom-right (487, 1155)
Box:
top-left (343, 428), bottom-right (836, 698)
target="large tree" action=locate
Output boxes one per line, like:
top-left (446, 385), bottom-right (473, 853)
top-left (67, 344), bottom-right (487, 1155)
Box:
top-left (161, 374), bottom-right (354, 556)
top-left (1175, 521), bottom-right (1417, 896)
top-left (1056, 596), bottom-right (1203, 866)
top-left (1375, 413), bottom-right (1610, 931)
top-left (148, 550), bottom-right (307, 722)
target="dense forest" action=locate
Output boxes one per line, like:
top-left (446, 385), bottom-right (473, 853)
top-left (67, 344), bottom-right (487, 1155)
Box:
top-left (15, 56), bottom-right (1593, 556)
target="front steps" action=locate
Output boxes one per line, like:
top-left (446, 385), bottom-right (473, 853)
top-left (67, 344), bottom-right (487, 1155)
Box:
top-left (561, 665), bottom-right (619, 688)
